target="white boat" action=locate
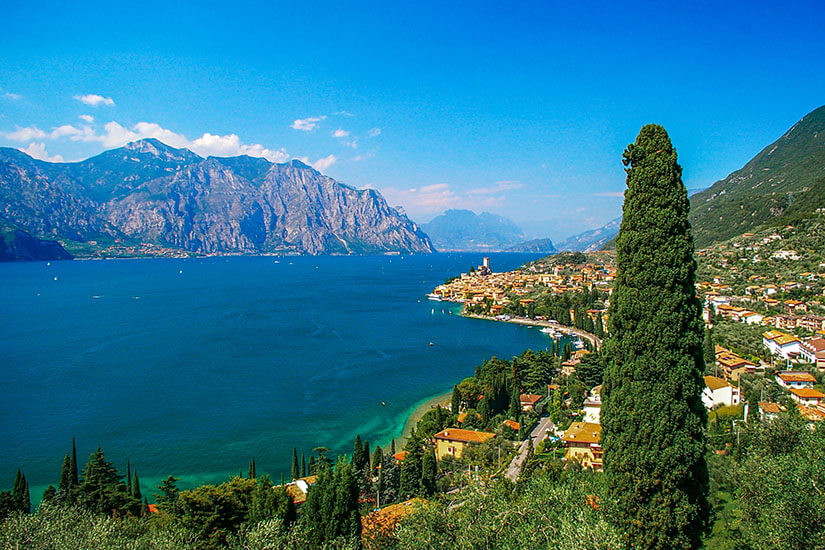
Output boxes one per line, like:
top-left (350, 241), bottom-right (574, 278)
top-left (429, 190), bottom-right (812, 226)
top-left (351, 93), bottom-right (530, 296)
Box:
top-left (426, 294), bottom-right (443, 302)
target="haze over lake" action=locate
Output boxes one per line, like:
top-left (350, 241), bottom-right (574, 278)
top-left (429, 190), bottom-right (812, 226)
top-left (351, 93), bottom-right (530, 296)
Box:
top-left (0, 253), bottom-right (553, 500)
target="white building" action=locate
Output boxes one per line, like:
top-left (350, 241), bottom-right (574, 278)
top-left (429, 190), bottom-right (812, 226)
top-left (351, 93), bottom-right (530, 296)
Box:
top-left (800, 337), bottom-right (825, 369)
top-left (702, 376), bottom-right (741, 409)
top-left (775, 371), bottom-right (816, 389)
top-left (789, 387), bottom-right (824, 407)
top-left (763, 330), bottom-right (802, 359)
top-left (582, 385), bottom-right (602, 424)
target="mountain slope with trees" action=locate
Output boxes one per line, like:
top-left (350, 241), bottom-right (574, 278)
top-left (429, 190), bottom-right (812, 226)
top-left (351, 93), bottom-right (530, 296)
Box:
top-left (689, 104), bottom-right (825, 247)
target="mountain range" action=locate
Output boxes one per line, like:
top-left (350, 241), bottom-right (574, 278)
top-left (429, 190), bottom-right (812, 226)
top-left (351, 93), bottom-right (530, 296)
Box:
top-left (0, 139), bottom-right (434, 257)
top-left (420, 209), bottom-right (557, 253)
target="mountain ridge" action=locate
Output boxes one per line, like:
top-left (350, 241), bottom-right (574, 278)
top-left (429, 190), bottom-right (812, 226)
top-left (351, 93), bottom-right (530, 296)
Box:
top-left (689, 104), bottom-right (825, 247)
top-left (0, 139), bottom-right (434, 257)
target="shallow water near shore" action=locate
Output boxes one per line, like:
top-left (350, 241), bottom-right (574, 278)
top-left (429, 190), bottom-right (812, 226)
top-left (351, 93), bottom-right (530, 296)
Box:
top-left (0, 253), bottom-right (552, 501)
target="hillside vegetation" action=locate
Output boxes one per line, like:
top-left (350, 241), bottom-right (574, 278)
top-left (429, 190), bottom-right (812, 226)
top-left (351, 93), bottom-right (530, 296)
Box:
top-left (689, 104), bottom-right (825, 247)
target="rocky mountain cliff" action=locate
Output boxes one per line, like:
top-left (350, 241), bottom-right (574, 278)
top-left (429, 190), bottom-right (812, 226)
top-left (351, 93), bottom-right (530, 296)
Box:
top-left (0, 139), bottom-right (434, 256)
top-left (0, 221), bottom-right (72, 261)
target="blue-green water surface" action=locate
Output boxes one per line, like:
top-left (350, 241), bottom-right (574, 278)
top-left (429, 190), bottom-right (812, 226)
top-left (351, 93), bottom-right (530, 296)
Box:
top-left (0, 253), bottom-right (553, 500)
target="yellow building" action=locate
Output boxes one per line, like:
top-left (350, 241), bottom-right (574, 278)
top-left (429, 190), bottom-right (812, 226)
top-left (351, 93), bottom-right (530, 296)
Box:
top-left (562, 421), bottom-right (602, 470)
top-left (432, 428), bottom-right (495, 460)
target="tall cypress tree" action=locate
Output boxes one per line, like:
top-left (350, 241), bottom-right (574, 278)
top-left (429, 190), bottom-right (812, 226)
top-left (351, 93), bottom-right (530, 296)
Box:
top-left (12, 469), bottom-right (29, 513)
top-left (451, 385), bottom-right (461, 415)
top-left (58, 454), bottom-right (73, 494)
top-left (291, 448), bottom-right (300, 480)
top-left (301, 454), bottom-right (306, 478)
top-left (70, 438), bottom-right (78, 485)
top-left (126, 460), bottom-right (132, 494)
top-left (132, 470), bottom-right (142, 501)
top-left (601, 124), bottom-right (709, 550)
top-left (248, 457), bottom-right (256, 479)
top-left (703, 327), bottom-right (715, 371)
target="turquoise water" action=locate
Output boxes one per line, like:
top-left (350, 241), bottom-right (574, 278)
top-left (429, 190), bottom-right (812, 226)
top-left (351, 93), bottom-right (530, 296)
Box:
top-left (0, 253), bottom-right (553, 501)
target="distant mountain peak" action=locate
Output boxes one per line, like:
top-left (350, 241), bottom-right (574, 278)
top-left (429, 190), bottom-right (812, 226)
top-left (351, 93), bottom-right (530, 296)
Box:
top-left (422, 209), bottom-right (525, 251)
top-left (121, 138), bottom-right (202, 161)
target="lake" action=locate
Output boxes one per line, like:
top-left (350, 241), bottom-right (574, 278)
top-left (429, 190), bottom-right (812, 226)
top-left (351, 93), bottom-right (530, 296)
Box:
top-left (0, 252), bottom-right (554, 501)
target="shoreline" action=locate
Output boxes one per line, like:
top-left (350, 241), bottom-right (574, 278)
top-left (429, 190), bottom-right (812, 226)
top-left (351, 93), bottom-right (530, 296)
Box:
top-left (395, 391), bottom-right (453, 450)
top-left (461, 312), bottom-right (602, 349)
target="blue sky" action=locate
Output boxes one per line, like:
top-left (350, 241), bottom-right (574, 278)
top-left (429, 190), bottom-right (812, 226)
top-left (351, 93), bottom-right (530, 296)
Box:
top-left (1, 1), bottom-right (823, 241)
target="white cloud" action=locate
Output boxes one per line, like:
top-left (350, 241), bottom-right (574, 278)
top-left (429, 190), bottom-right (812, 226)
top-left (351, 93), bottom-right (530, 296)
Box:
top-left (367, 127), bottom-right (381, 138)
top-left (592, 191), bottom-right (624, 198)
top-left (344, 140), bottom-right (358, 149)
top-left (20, 142), bottom-right (64, 162)
top-left (6, 117), bottom-right (294, 164)
top-left (3, 125), bottom-right (47, 141)
top-left (297, 154), bottom-right (337, 172)
top-left (50, 125), bottom-right (83, 139)
top-left (291, 116), bottom-right (326, 131)
top-left (3, 92), bottom-right (22, 100)
top-left (74, 94), bottom-right (115, 107)
top-left (467, 180), bottom-right (523, 196)
top-left (333, 110), bottom-right (355, 117)
top-left (79, 114), bottom-right (94, 123)
top-left (332, 128), bottom-right (350, 138)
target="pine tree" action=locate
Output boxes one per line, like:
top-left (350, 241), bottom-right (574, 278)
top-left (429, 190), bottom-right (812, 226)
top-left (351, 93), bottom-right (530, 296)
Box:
top-left (78, 447), bottom-right (134, 516)
top-left (291, 448), bottom-right (300, 480)
top-left (601, 124), bottom-right (710, 550)
top-left (301, 454), bottom-right (306, 478)
top-left (42, 485), bottom-right (56, 503)
top-left (248, 457), bottom-right (256, 479)
top-left (154, 475), bottom-right (179, 513)
top-left (308, 456), bottom-right (316, 475)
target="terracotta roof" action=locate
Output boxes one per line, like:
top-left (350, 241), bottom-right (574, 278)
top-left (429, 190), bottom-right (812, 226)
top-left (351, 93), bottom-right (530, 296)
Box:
top-left (147, 504), bottom-right (159, 514)
top-left (759, 402), bottom-right (784, 414)
top-left (562, 422), bottom-right (601, 445)
top-left (393, 451), bottom-right (407, 461)
top-left (777, 371), bottom-right (817, 383)
top-left (433, 428), bottom-right (495, 444)
top-left (502, 419), bottom-right (520, 431)
top-left (520, 393), bottom-right (542, 405)
top-left (797, 404), bottom-right (825, 422)
top-left (704, 375), bottom-right (731, 391)
top-left (790, 388), bottom-right (825, 399)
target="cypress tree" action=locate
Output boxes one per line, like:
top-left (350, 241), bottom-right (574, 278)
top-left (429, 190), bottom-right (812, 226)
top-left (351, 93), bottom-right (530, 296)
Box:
top-left (126, 460), bottom-right (132, 494)
top-left (141, 496), bottom-right (149, 517)
top-left (703, 327), bottom-right (715, 371)
top-left (58, 454), bottom-right (73, 494)
top-left (420, 447), bottom-right (437, 496)
top-left (451, 385), bottom-right (461, 414)
top-left (308, 456), bottom-right (316, 475)
top-left (70, 438), bottom-right (78, 485)
top-left (12, 470), bottom-right (29, 513)
top-left (352, 435), bottom-right (363, 469)
top-left (601, 124), bottom-right (710, 550)
top-left (371, 446), bottom-right (383, 476)
top-left (291, 448), bottom-right (300, 480)
top-left (301, 454), bottom-right (306, 478)
top-left (132, 470), bottom-right (142, 501)
top-left (248, 457), bottom-right (256, 479)
top-left (390, 439), bottom-right (396, 455)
